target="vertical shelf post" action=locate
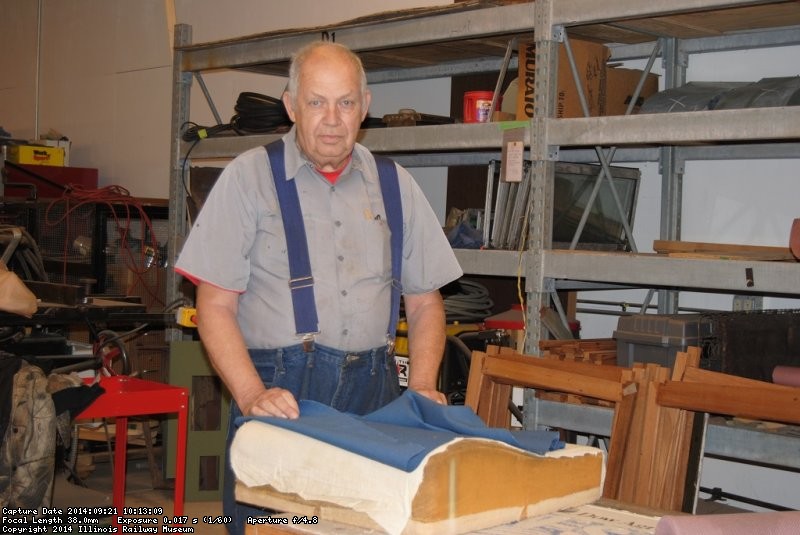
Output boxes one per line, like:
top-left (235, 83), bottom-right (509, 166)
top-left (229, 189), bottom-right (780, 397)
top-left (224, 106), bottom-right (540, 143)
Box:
top-left (167, 24), bottom-right (193, 341)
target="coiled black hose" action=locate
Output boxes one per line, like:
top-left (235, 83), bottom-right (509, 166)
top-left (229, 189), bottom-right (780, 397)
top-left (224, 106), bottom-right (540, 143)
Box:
top-left (181, 91), bottom-right (291, 142)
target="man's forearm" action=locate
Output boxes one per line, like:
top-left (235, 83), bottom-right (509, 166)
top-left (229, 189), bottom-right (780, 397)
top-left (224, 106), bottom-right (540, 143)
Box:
top-left (404, 290), bottom-right (447, 393)
top-left (196, 284), bottom-right (266, 413)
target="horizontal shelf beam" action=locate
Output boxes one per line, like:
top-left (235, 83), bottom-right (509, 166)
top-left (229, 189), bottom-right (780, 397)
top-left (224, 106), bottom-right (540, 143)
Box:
top-left (542, 249), bottom-right (800, 295)
top-left (546, 107), bottom-right (800, 147)
top-left (358, 122), bottom-right (513, 152)
top-left (185, 122), bottom-right (515, 160)
top-left (181, 120), bottom-right (800, 162)
top-left (179, 3), bottom-right (534, 73)
top-left (531, 399), bottom-right (800, 470)
top-left (183, 134), bottom-right (282, 160)
top-left (609, 26), bottom-right (800, 62)
top-left (453, 249), bottom-right (527, 278)
top-left (563, 143), bottom-right (800, 163)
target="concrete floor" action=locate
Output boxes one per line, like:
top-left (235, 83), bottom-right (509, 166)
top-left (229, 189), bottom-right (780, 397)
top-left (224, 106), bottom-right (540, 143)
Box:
top-left (52, 456), bottom-right (227, 535)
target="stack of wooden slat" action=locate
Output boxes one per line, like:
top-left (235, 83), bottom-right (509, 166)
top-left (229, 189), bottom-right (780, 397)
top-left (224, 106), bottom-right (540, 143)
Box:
top-left (605, 350), bottom-right (698, 511)
top-left (539, 338), bottom-right (618, 365)
top-left (465, 345), bottom-right (800, 513)
top-left (537, 339), bottom-right (619, 408)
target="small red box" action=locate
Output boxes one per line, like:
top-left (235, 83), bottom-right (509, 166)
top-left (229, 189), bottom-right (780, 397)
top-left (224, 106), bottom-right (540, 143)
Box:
top-left (3, 163), bottom-right (98, 199)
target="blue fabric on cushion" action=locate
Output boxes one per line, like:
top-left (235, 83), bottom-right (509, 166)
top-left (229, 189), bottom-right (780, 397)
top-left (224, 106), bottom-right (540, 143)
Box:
top-left (238, 389), bottom-right (564, 472)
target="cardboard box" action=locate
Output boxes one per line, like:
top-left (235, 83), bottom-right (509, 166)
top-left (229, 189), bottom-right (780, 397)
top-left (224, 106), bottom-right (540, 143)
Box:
top-left (38, 139), bottom-right (72, 166)
top-left (602, 67), bottom-right (660, 116)
top-left (7, 144), bottom-right (65, 167)
top-left (516, 38), bottom-right (610, 119)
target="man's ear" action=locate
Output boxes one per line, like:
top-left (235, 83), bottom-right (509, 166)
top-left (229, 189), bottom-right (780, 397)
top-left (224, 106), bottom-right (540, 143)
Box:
top-left (282, 92), bottom-right (296, 122)
top-left (361, 89), bottom-right (372, 121)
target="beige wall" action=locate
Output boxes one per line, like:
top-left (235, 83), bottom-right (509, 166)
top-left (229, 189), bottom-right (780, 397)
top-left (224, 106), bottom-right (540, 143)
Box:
top-left (0, 0), bottom-right (451, 199)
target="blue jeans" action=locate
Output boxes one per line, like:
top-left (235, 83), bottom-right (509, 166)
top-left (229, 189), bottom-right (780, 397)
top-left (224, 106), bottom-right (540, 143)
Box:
top-left (223, 343), bottom-right (400, 534)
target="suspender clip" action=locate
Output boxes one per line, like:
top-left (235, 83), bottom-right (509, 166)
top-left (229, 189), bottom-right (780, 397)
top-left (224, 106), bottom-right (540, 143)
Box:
top-left (301, 333), bottom-right (316, 353)
top-left (288, 275), bottom-right (314, 290)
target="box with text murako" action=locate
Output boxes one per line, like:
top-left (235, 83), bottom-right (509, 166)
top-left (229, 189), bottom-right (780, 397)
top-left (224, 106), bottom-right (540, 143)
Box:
top-left (516, 38), bottom-right (610, 119)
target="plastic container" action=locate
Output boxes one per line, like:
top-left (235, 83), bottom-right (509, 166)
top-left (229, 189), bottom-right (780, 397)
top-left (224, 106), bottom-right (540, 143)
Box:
top-left (463, 91), bottom-right (496, 123)
top-left (614, 313), bottom-right (713, 368)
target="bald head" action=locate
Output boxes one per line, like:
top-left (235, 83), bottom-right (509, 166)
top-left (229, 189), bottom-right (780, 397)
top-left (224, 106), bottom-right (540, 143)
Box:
top-left (281, 41), bottom-right (372, 172)
top-left (286, 42), bottom-right (368, 107)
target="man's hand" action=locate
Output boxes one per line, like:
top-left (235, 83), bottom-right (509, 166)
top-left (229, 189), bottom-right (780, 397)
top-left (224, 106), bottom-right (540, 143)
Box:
top-left (243, 387), bottom-right (301, 419)
top-left (412, 387), bottom-right (448, 406)
top-left (403, 291), bottom-right (449, 408)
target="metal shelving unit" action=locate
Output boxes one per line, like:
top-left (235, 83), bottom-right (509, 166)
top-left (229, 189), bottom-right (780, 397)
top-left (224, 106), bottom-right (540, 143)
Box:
top-left (167, 0), bottom-right (800, 475)
top-left (523, 0), bottom-right (800, 485)
top-left (523, 0), bottom-right (800, 357)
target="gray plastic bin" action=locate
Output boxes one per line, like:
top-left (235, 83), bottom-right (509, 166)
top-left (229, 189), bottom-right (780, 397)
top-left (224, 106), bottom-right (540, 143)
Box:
top-left (614, 314), bottom-right (713, 369)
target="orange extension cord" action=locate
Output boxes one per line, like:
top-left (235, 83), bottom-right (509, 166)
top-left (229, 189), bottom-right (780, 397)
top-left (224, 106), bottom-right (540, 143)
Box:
top-left (44, 184), bottom-right (164, 308)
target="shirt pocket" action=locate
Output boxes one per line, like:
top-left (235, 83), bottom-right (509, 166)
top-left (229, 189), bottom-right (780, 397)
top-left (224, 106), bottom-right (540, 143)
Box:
top-left (252, 211), bottom-right (290, 280)
top-left (361, 217), bottom-right (392, 279)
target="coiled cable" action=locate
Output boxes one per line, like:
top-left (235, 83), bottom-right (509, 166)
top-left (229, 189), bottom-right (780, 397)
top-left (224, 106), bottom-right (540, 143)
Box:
top-left (181, 91), bottom-right (291, 142)
top-left (443, 279), bottom-right (494, 322)
top-left (231, 92), bottom-right (291, 133)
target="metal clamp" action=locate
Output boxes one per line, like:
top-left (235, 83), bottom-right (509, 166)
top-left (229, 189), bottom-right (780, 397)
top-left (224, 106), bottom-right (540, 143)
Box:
top-left (288, 275), bottom-right (314, 290)
top-left (301, 333), bottom-right (316, 353)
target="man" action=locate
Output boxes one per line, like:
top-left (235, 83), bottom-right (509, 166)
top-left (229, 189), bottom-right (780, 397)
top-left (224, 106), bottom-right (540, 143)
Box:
top-left (175, 41), bottom-right (463, 532)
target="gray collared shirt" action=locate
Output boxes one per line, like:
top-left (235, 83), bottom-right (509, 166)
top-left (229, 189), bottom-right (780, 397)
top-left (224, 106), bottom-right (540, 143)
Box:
top-left (175, 127), bottom-right (463, 351)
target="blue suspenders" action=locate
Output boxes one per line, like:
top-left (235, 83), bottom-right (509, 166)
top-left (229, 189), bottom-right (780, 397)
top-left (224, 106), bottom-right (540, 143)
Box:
top-left (265, 140), bottom-right (403, 353)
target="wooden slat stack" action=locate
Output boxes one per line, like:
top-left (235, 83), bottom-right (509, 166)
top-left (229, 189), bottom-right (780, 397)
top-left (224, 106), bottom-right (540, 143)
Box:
top-left (608, 351), bottom-right (698, 511)
top-left (537, 339), bottom-right (619, 407)
top-left (539, 338), bottom-right (618, 365)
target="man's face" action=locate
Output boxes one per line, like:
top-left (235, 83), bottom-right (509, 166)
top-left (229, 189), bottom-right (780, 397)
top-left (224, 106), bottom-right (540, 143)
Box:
top-left (283, 48), bottom-right (370, 172)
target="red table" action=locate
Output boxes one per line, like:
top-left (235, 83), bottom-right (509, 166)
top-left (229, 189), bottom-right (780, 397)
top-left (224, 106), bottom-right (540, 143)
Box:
top-left (76, 376), bottom-right (189, 520)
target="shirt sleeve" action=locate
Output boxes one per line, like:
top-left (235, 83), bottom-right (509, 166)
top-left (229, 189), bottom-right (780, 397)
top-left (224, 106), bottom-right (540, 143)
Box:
top-left (174, 152), bottom-right (263, 292)
top-left (397, 166), bottom-right (464, 295)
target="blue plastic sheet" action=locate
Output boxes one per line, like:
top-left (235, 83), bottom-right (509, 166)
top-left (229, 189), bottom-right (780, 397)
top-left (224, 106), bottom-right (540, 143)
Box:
top-left (238, 390), bottom-right (564, 472)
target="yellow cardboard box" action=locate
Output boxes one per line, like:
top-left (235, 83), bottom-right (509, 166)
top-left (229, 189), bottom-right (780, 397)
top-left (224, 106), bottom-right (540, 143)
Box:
top-left (7, 144), bottom-right (66, 166)
top-left (38, 139), bottom-right (72, 166)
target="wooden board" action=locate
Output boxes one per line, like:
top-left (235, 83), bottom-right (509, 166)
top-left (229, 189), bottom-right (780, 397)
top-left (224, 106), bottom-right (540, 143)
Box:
top-left (653, 239), bottom-right (796, 261)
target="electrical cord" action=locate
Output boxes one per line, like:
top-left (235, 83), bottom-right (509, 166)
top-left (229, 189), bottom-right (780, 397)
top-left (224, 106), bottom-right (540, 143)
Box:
top-left (181, 121), bottom-right (233, 142)
top-left (179, 92), bottom-right (290, 219)
top-left (44, 185), bottom-right (165, 307)
top-left (180, 92), bottom-right (290, 143)
top-left (231, 92), bottom-right (291, 134)
top-left (443, 279), bottom-right (494, 322)
top-left (0, 224), bottom-right (49, 282)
